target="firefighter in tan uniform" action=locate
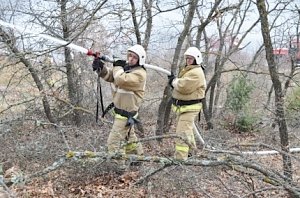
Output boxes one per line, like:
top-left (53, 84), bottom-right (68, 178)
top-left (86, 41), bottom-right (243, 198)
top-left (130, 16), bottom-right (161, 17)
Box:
top-left (168, 47), bottom-right (206, 160)
top-left (92, 45), bottom-right (146, 169)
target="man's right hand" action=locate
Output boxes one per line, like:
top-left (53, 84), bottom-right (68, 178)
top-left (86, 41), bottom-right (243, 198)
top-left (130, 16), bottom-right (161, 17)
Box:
top-left (92, 57), bottom-right (104, 71)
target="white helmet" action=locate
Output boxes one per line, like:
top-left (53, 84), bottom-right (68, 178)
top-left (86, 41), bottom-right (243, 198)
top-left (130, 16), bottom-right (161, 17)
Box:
top-left (184, 47), bottom-right (203, 65)
top-left (127, 44), bottom-right (146, 65)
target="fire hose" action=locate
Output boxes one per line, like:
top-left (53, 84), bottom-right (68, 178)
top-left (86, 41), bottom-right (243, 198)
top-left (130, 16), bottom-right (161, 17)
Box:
top-left (0, 19), bottom-right (206, 146)
top-left (86, 50), bottom-right (205, 146)
top-left (3, 20), bottom-right (300, 155)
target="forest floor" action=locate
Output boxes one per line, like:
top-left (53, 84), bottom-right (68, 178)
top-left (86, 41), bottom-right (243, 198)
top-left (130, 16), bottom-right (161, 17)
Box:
top-left (1, 116), bottom-right (300, 198)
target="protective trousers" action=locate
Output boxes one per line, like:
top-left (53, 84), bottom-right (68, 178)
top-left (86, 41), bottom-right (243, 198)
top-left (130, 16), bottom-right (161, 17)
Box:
top-left (174, 111), bottom-right (198, 160)
top-left (107, 117), bottom-right (144, 157)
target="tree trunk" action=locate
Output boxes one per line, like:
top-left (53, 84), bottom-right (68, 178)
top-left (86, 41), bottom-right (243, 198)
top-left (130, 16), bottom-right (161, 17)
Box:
top-left (194, 0), bottom-right (222, 129)
top-left (142, 0), bottom-right (153, 49)
top-left (197, 21), bottom-right (215, 129)
top-left (256, 0), bottom-right (292, 182)
top-left (129, 0), bottom-right (153, 133)
top-left (20, 56), bottom-right (57, 124)
top-left (155, 0), bottom-right (199, 136)
top-left (60, 0), bottom-right (83, 126)
top-left (0, 28), bottom-right (56, 124)
top-left (207, 54), bottom-right (223, 122)
top-left (207, 17), bottom-right (228, 125)
top-left (201, 98), bottom-right (213, 129)
top-left (155, 87), bottom-right (172, 137)
top-left (129, 0), bottom-right (141, 45)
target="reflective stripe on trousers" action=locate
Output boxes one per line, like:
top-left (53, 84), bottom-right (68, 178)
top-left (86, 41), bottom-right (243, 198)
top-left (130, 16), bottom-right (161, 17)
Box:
top-left (107, 117), bottom-right (143, 156)
top-left (174, 111), bottom-right (199, 160)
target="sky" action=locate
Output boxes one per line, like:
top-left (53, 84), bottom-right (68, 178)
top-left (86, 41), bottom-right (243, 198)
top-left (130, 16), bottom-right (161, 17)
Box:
top-left (1, 0), bottom-right (298, 59)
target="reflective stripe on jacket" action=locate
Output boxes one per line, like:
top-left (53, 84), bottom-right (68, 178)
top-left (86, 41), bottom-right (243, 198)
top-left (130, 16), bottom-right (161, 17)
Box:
top-left (172, 103), bottom-right (202, 114)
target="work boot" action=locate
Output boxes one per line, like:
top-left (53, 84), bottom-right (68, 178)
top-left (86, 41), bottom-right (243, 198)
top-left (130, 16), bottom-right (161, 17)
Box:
top-left (115, 164), bottom-right (128, 175)
top-left (130, 161), bottom-right (142, 166)
top-left (128, 161), bottom-right (142, 171)
top-left (188, 147), bottom-right (199, 158)
top-left (109, 159), bottom-right (128, 175)
top-left (174, 150), bottom-right (188, 161)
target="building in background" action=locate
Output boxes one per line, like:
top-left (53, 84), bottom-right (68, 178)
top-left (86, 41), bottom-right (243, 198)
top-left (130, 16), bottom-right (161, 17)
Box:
top-left (273, 37), bottom-right (300, 68)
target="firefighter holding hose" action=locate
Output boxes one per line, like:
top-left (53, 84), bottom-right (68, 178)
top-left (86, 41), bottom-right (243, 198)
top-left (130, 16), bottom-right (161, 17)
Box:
top-left (91, 44), bottom-right (146, 173)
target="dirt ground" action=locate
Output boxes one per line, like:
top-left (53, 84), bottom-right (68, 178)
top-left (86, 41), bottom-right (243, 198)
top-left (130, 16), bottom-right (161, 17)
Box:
top-left (1, 116), bottom-right (300, 197)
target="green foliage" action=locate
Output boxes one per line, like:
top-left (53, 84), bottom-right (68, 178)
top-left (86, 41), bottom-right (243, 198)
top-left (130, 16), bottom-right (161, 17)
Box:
top-left (225, 75), bottom-right (257, 132)
top-left (286, 86), bottom-right (300, 111)
top-left (286, 86), bottom-right (300, 127)
top-left (235, 113), bottom-right (257, 132)
top-left (226, 75), bottom-right (254, 113)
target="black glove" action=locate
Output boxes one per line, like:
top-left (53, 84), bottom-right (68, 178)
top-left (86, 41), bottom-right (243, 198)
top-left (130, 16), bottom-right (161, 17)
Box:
top-left (168, 73), bottom-right (175, 88)
top-left (92, 57), bottom-right (104, 71)
top-left (113, 60), bottom-right (127, 67)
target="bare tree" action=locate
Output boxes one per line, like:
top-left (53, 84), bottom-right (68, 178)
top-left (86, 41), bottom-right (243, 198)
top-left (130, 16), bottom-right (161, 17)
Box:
top-left (0, 27), bottom-right (56, 123)
top-left (256, 0), bottom-right (292, 182)
top-left (28, 0), bottom-right (107, 125)
top-left (155, 0), bottom-right (257, 132)
top-left (59, 0), bottom-right (84, 125)
top-left (195, 0), bottom-right (261, 129)
top-left (155, 0), bottom-right (200, 137)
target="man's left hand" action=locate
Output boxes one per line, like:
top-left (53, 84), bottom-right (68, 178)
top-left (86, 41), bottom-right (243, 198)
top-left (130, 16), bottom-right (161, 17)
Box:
top-left (113, 60), bottom-right (127, 67)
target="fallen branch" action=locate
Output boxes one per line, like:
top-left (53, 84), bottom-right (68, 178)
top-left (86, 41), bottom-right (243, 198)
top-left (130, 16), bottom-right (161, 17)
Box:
top-left (134, 163), bottom-right (172, 185)
top-left (123, 134), bottom-right (195, 149)
top-left (0, 175), bottom-right (16, 198)
top-left (3, 149), bottom-right (298, 196)
top-left (21, 150), bottom-right (225, 184)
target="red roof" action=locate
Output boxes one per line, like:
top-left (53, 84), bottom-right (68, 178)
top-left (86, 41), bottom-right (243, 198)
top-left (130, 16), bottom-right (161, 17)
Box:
top-left (273, 48), bottom-right (289, 55)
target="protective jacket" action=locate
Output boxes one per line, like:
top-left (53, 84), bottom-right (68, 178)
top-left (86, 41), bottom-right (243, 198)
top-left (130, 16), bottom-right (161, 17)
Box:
top-left (171, 64), bottom-right (206, 113)
top-left (99, 64), bottom-right (147, 113)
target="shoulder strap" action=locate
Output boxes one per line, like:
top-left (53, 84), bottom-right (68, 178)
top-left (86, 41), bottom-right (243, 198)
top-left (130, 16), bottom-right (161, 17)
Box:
top-left (101, 102), bottom-right (115, 118)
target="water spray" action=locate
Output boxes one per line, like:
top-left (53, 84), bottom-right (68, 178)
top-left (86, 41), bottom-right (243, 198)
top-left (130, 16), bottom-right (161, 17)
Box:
top-left (0, 20), bottom-right (88, 54)
top-left (0, 19), bottom-right (170, 75)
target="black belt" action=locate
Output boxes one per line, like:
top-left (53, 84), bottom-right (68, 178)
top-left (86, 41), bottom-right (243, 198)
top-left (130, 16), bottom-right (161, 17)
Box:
top-left (114, 107), bottom-right (137, 118)
top-left (172, 98), bottom-right (203, 106)
top-left (114, 107), bottom-right (139, 127)
top-left (102, 103), bottom-right (139, 129)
